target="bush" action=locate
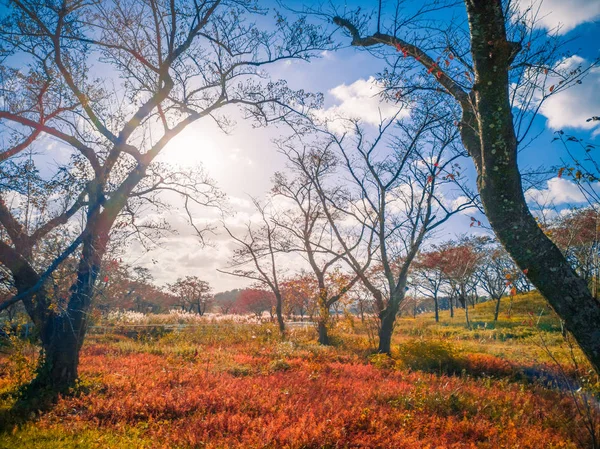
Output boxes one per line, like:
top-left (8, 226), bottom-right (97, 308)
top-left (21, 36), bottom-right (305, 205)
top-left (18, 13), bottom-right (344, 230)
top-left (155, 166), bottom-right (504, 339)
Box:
top-left (368, 353), bottom-right (396, 370)
top-left (396, 339), bottom-right (463, 374)
top-left (269, 359), bottom-right (291, 372)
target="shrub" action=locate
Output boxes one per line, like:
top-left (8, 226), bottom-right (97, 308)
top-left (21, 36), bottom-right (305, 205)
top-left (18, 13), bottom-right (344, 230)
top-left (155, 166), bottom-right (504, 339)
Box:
top-left (269, 359), bottom-right (291, 372)
top-left (396, 339), bottom-right (463, 374)
top-left (368, 353), bottom-right (396, 370)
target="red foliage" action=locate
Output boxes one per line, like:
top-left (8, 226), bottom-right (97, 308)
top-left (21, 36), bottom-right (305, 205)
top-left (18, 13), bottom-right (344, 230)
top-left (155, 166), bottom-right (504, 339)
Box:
top-left (234, 288), bottom-right (275, 317)
top-left (24, 341), bottom-right (590, 448)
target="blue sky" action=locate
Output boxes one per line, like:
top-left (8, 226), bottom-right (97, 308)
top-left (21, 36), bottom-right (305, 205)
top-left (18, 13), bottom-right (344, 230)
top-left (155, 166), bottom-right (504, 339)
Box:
top-left (3, 0), bottom-right (597, 291)
top-left (137, 0), bottom-right (600, 291)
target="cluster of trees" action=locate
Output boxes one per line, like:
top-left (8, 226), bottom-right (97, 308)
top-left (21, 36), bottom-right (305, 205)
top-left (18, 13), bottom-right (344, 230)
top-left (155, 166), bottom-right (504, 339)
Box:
top-left (1, 0), bottom-right (599, 392)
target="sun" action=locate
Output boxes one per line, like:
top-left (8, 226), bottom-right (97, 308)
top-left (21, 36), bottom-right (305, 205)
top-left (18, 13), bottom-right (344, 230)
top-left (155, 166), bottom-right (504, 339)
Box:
top-left (159, 123), bottom-right (224, 176)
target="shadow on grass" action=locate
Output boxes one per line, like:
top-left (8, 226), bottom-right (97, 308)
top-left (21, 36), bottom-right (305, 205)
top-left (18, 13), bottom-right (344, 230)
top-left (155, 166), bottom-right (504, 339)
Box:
top-left (0, 380), bottom-right (77, 433)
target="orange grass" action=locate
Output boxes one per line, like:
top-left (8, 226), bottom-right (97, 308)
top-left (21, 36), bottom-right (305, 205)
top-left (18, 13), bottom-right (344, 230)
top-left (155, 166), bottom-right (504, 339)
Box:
top-left (1, 335), bottom-right (591, 448)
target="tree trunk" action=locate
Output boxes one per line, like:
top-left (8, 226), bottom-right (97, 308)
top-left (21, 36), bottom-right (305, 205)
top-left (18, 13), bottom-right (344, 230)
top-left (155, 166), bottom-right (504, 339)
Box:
top-left (275, 292), bottom-right (285, 335)
top-left (449, 296), bottom-right (454, 318)
top-left (434, 295), bottom-right (439, 323)
top-left (37, 315), bottom-right (82, 389)
top-left (378, 292), bottom-right (404, 354)
top-left (378, 306), bottom-right (398, 354)
top-left (494, 296), bottom-right (502, 321)
top-left (317, 288), bottom-right (331, 345)
top-left (317, 319), bottom-right (330, 345)
top-left (34, 213), bottom-right (108, 389)
top-left (464, 0), bottom-right (600, 373)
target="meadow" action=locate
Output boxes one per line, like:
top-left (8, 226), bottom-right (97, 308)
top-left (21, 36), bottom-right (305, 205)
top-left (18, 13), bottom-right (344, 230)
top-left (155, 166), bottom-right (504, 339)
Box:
top-left (1, 293), bottom-right (599, 449)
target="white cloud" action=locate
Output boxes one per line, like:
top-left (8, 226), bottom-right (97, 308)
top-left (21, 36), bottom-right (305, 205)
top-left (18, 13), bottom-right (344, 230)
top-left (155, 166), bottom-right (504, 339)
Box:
top-left (518, 0), bottom-right (600, 34)
top-left (539, 60), bottom-right (600, 132)
top-left (316, 77), bottom-right (408, 132)
top-left (526, 177), bottom-right (589, 205)
top-left (513, 56), bottom-right (600, 133)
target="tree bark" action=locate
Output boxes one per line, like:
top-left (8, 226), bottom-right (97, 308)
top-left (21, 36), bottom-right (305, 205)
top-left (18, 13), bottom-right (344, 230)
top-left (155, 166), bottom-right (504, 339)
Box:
top-left (464, 0), bottom-right (600, 373)
top-left (378, 302), bottom-right (399, 354)
top-left (34, 214), bottom-right (109, 389)
top-left (434, 294), bottom-right (439, 323)
top-left (317, 289), bottom-right (330, 345)
top-left (494, 296), bottom-right (502, 322)
top-left (317, 319), bottom-right (330, 345)
top-left (275, 292), bottom-right (285, 335)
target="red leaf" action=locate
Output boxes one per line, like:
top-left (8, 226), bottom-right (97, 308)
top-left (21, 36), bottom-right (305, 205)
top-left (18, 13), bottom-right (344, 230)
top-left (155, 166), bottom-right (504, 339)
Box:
top-left (549, 85), bottom-right (555, 93)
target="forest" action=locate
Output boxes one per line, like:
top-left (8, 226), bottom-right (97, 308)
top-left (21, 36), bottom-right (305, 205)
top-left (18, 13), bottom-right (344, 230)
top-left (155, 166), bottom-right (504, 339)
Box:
top-left (0, 0), bottom-right (599, 447)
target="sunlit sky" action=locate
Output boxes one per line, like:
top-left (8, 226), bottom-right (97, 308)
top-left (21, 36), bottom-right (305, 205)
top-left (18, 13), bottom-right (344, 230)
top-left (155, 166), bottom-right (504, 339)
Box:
top-left (111, 0), bottom-right (600, 292)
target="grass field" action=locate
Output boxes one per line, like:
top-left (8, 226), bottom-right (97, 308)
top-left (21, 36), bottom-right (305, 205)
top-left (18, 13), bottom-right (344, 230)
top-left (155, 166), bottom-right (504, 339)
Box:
top-left (1, 293), bottom-right (599, 448)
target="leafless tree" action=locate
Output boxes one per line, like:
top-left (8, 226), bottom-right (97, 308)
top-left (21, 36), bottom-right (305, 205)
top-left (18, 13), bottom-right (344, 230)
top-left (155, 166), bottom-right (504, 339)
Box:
top-left (284, 96), bottom-right (473, 353)
top-left (271, 166), bottom-right (359, 345)
top-left (476, 238), bottom-right (516, 321)
top-left (329, 0), bottom-right (600, 372)
top-left (220, 199), bottom-right (287, 334)
top-left (0, 0), bottom-right (329, 389)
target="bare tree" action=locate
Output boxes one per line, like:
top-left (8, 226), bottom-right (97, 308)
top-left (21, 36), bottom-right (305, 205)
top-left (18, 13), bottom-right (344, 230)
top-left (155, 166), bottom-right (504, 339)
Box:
top-left (477, 238), bottom-right (517, 321)
top-left (285, 97), bottom-right (473, 353)
top-left (0, 0), bottom-right (328, 389)
top-left (271, 168), bottom-right (358, 345)
top-left (331, 0), bottom-right (600, 372)
top-left (220, 200), bottom-right (287, 334)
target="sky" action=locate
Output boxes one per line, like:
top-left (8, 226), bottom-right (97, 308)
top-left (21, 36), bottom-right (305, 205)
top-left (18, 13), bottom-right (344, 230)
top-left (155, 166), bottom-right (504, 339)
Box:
top-left (30, 0), bottom-right (600, 293)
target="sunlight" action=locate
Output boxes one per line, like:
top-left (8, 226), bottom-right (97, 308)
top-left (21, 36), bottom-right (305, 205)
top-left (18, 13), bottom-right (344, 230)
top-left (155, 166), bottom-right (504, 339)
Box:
top-left (159, 123), bottom-right (225, 175)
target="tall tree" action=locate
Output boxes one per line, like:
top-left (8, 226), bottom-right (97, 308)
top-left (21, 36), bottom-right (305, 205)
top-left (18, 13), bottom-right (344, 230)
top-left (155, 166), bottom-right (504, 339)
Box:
top-left (220, 200), bottom-right (287, 334)
top-left (0, 0), bottom-right (328, 389)
top-left (170, 276), bottom-right (213, 315)
top-left (332, 0), bottom-right (600, 372)
top-left (287, 97), bottom-right (473, 353)
top-left (272, 167), bottom-right (358, 345)
top-left (413, 248), bottom-right (447, 323)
